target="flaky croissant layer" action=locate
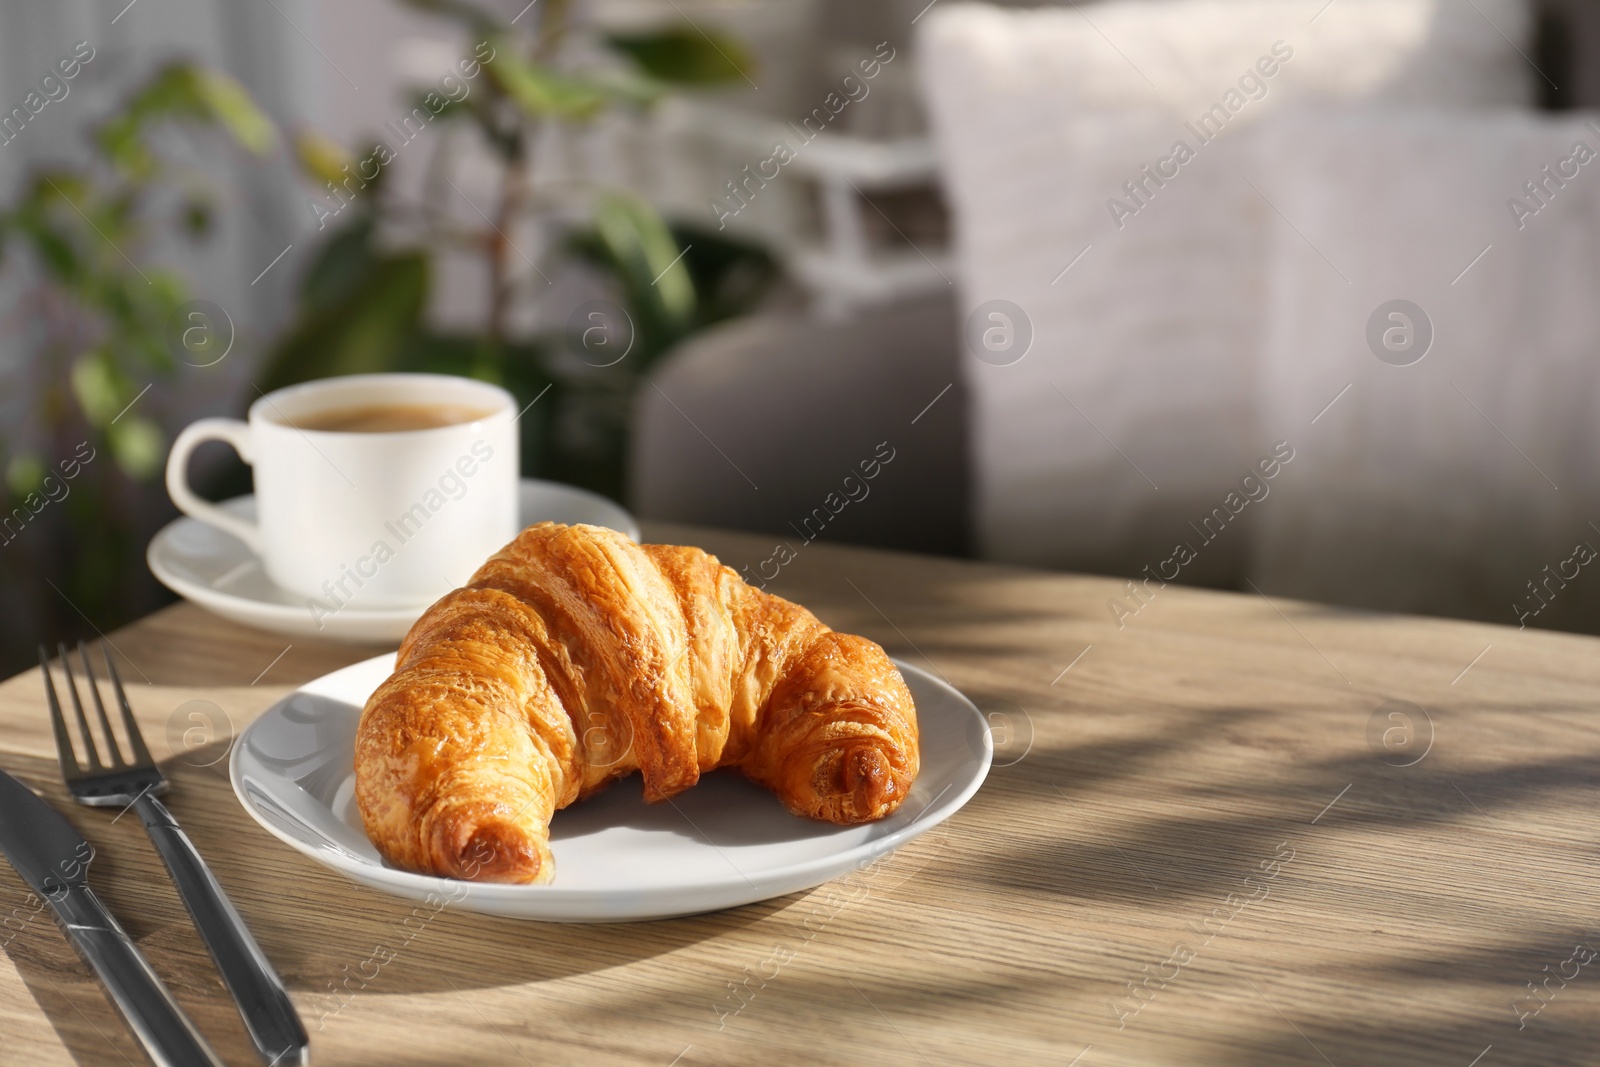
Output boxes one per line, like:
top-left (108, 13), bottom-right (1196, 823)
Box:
top-left (355, 522), bottom-right (920, 884)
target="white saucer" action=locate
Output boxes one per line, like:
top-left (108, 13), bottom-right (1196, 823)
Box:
top-left (230, 653), bottom-right (990, 921)
top-left (148, 480), bottom-right (641, 643)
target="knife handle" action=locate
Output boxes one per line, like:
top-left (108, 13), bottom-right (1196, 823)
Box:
top-left (52, 884), bottom-right (225, 1067)
top-left (136, 793), bottom-right (309, 1067)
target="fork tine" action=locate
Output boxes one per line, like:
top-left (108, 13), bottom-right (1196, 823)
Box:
top-left (77, 641), bottom-right (123, 767)
top-left (101, 644), bottom-right (153, 767)
top-left (57, 641), bottom-right (104, 772)
top-left (38, 646), bottom-right (80, 778)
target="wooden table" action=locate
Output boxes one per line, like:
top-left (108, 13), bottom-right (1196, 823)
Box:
top-left (1, 521), bottom-right (1597, 1066)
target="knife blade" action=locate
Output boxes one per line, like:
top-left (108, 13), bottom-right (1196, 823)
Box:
top-left (0, 768), bottom-right (225, 1067)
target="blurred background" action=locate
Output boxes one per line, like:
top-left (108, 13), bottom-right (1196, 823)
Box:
top-left (1, 0), bottom-right (1598, 675)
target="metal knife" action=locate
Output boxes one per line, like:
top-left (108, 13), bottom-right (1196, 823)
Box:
top-left (0, 767), bottom-right (224, 1067)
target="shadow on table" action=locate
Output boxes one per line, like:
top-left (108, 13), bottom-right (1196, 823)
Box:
top-left (1203, 1002), bottom-right (1596, 1067)
top-left (973, 731), bottom-right (1600, 908)
top-left (915, 689), bottom-right (1600, 1066)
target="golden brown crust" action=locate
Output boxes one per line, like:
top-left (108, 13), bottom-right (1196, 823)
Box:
top-left (354, 522), bottom-right (920, 884)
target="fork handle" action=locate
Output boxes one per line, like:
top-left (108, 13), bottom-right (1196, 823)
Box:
top-left (136, 794), bottom-right (309, 1067)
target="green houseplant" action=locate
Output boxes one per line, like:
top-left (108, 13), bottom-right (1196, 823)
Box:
top-left (258, 0), bottom-right (778, 500)
top-left (0, 62), bottom-right (274, 668)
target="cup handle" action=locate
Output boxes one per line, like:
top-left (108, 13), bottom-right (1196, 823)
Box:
top-left (165, 418), bottom-right (263, 555)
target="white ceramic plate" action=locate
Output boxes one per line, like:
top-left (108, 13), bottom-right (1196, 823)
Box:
top-left (148, 480), bottom-right (640, 643)
top-left (230, 653), bottom-right (990, 922)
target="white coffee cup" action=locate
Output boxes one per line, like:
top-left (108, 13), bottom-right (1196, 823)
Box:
top-left (165, 374), bottom-right (519, 618)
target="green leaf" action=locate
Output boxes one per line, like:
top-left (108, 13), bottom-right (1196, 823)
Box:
top-left (409, 91), bottom-right (473, 123)
top-left (14, 190), bottom-right (80, 281)
top-left (560, 193), bottom-right (699, 369)
top-left (586, 66), bottom-right (668, 108)
top-left (96, 112), bottom-right (149, 177)
top-left (299, 215), bottom-right (378, 313)
top-left (256, 252), bottom-right (430, 392)
top-left (97, 63), bottom-right (277, 176)
top-left (605, 27), bottom-right (755, 86)
top-left (187, 68), bottom-right (277, 154)
top-left (5, 454), bottom-right (43, 497)
top-left (400, 331), bottom-right (550, 389)
top-left (107, 416), bottom-right (163, 479)
top-left (393, 0), bottom-right (500, 32)
top-left (294, 128), bottom-right (355, 189)
top-left (665, 221), bottom-right (779, 326)
top-left (34, 172), bottom-right (87, 202)
top-left (145, 267), bottom-right (187, 311)
top-left (482, 38), bottom-right (609, 120)
top-left (70, 351), bottom-right (123, 427)
top-left (592, 191), bottom-right (695, 328)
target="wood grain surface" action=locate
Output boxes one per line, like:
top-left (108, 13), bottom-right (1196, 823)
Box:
top-left (1, 521), bottom-right (1597, 1066)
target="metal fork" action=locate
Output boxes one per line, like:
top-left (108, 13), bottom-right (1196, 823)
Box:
top-left (41, 642), bottom-right (309, 1067)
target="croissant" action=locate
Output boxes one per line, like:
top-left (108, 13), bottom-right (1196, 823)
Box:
top-left (354, 522), bottom-right (920, 884)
